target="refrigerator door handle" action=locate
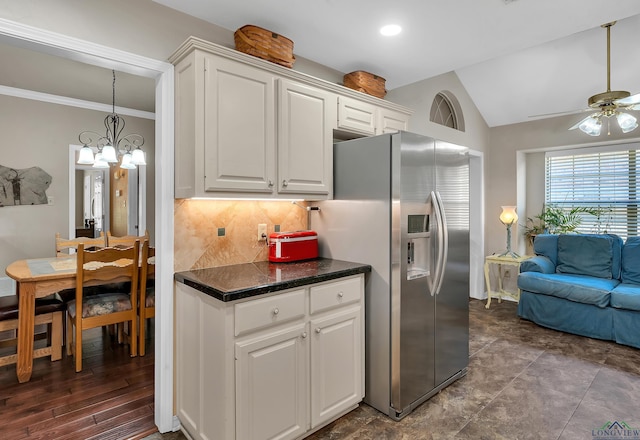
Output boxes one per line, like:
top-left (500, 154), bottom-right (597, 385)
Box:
top-left (430, 191), bottom-right (443, 295)
top-left (432, 191), bottom-right (448, 295)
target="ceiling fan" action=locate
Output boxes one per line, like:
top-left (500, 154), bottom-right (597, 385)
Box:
top-left (569, 21), bottom-right (640, 136)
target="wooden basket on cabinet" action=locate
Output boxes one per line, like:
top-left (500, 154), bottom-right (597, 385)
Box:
top-left (343, 71), bottom-right (387, 99)
top-left (234, 24), bottom-right (296, 68)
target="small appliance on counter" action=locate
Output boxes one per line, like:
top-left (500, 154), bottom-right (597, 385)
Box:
top-left (268, 230), bottom-right (318, 262)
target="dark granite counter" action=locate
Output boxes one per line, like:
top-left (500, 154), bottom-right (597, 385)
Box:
top-left (174, 258), bottom-right (371, 302)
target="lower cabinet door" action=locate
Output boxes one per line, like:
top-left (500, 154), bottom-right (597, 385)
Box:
top-left (310, 307), bottom-right (363, 428)
top-left (236, 323), bottom-right (309, 440)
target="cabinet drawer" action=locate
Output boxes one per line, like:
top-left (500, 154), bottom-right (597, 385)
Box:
top-left (310, 276), bottom-right (361, 315)
top-left (235, 289), bottom-right (306, 336)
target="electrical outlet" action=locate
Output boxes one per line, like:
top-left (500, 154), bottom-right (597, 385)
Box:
top-left (258, 223), bottom-right (267, 241)
top-left (47, 196), bottom-right (54, 205)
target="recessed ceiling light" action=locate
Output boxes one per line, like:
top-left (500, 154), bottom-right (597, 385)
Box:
top-left (380, 24), bottom-right (402, 36)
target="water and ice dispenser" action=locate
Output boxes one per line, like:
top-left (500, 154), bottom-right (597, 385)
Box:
top-left (406, 213), bottom-right (431, 280)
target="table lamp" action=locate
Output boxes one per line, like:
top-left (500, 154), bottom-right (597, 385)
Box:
top-left (499, 206), bottom-right (520, 258)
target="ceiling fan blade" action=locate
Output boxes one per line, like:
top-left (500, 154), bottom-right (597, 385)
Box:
top-left (568, 114), bottom-right (597, 130)
top-left (616, 93), bottom-right (640, 106)
top-left (528, 108), bottom-right (587, 119)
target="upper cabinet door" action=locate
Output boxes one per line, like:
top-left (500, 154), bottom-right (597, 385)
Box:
top-left (377, 107), bottom-right (409, 134)
top-left (278, 79), bottom-right (336, 196)
top-left (337, 96), bottom-right (377, 136)
top-left (203, 55), bottom-right (276, 193)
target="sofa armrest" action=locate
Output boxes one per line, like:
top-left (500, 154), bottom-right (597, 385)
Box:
top-left (520, 256), bottom-right (556, 274)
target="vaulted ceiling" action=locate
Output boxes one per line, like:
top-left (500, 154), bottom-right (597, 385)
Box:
top-left (153, 0), bottom-right (640, 128)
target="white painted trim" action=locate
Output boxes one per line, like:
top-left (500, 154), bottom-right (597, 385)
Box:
top-left (0, 84), bottom-right (155, 119)
top-left (0, 18), bottom-right (175, 433)
top-left (468, 149), bottom-right (486, 300)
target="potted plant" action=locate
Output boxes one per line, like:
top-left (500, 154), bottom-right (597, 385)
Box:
top-left (523, 204), bottom-right (609, 246)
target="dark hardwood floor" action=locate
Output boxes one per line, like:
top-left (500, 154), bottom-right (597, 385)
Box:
top-left (0, 324), bottom-right (157, 439)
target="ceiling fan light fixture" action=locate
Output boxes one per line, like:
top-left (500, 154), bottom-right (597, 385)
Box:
top-left (578, 117), bottom-right (602, 136)
top-left (617, 112), bottom-right (638, 133)
top-left (569, 21), bottom-right (639, 136)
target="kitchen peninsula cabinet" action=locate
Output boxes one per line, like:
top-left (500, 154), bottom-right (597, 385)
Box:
top-left (170, 37), bottom-right (412, 200)
top-left (174, 259), bottom-right (370, 440)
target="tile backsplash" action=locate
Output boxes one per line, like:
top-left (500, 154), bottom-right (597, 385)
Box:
top-left (174, 199), bottom-right (308, 272)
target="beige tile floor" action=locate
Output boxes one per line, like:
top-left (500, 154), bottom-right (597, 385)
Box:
top-left (146, 298), bottom-right (640, 440)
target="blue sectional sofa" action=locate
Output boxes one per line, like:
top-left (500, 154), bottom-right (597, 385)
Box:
top-left (517, 233), bottom-right (640, 349)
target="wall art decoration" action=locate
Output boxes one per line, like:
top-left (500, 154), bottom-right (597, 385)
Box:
top-left (0, 165), bottom-right (52, 206)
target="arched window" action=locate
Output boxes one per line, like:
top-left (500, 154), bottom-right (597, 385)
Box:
top-left (430, 91), bottom-right (465, 132)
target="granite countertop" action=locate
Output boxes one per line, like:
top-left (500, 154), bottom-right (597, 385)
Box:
top-left (174, 258), bottom-right (371, 302)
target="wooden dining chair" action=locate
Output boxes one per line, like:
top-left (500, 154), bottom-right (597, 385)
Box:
top-left (139, 241), bottom-right (155, 356)
top-left (106, 230), bottom-right (149, 248)
top-left (0, 293), bottom-right (65, 367)
top-left (55, 232), bottom-right (106, 256)
top-left (66, 241), bottom-right (139, 372)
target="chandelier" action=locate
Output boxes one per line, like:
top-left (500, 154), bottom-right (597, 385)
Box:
top-left (569, 22), bottom-right (640, 137)
top-left (77, 70), bottom-right (146, 169)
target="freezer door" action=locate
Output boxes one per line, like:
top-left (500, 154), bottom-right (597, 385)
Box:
top-left (392, 132), bottom-right (437, 412)
top-left (434, 141), bottom-right (470, 386)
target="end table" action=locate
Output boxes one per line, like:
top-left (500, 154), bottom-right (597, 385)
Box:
top-left (484, 254), bottom-right (532, 309)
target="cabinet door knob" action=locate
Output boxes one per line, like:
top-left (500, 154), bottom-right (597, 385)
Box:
top-left (282, 180), bottom-right (288, 187)
top-left (272, 307), bottom-right (279, 315)
top-left (268, 180), bottom-right (274, 187)
top-left (338, 291), bottom-right (344, 298)
top-left (315, 328), bottom-right (321, 334)
top-left (301, 332), bottom-right (307, 339)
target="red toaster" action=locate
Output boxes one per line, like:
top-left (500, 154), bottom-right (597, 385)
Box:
top-left (268, 230), bottom-right (318, 263)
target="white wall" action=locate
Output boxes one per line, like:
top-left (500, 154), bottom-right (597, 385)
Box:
top-left (488, 114), bottom-right (640, 256)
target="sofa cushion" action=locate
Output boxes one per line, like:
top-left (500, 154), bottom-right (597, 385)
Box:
top-left (520, 255), bottom-right (555, 274)
top-left (517, 272), bottom-right (618, 307)
top-left (556, 235), bottom-right (614, 279)
top-left (610, 284), bottom-right (640, 311)
top-left (622, 237), bottom-right (640, 284)
top-left (533, 234), bottom-right (559, 266)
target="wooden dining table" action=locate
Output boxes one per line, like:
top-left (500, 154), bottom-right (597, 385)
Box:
top-left (5, 256), bottom-right (76, 382)
top-left (5, 255), bottom-right (138, 383)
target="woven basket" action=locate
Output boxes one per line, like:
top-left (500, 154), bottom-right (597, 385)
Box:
top-left (234, 25), bottom-right (295, 68)
top-left (343, 71), bottom-right (387, 99)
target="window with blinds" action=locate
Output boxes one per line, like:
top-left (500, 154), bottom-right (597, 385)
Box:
top-left (545, 146), bottom-right (639, 239)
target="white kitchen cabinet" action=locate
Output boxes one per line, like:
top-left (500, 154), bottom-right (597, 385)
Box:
top-left (170, 38), bottom-right (412, 199)
top-left (175, 274), bottom-right (365, 440)
top-left (310, 308), bottom-right (361, 428)
top-left (337, 95), bottom-right (410, 137)
top-left (278, 79), bottom-right (336, 195)
top-left (337, 96), bottom-right (377, 136)
top-left (236, 323), bottom-right (308, 440)
top-left (203, 54), bottom-right (276, 193)
top-left (377, 107), bottom-right (409, 134)
top-left (172, 45), bottom-right (336, 199)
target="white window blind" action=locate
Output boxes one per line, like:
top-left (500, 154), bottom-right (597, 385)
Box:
top-left (545, 145), bottom-right (639, 239)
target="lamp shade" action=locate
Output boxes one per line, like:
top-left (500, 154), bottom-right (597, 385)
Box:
top-left (77, 145), bottom-right (95, 165)
top-left (101, 144), bottom-right (118, 163)
top-left (578, 117), bottom-right (602, 136)
top-left (131, 147), bottom-right (146, 165)
top-left (617, 112), bottom-right (638, 133)
top-left (120, 152), bottom-right (136, 170)
top-left (92, 152), bottom-right (110, 169)
top-left (499, 206), bottom-right (518, 225)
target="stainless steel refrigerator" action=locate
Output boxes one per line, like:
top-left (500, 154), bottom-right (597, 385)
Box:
top-left (311, 131), bottom-right (469, 420)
